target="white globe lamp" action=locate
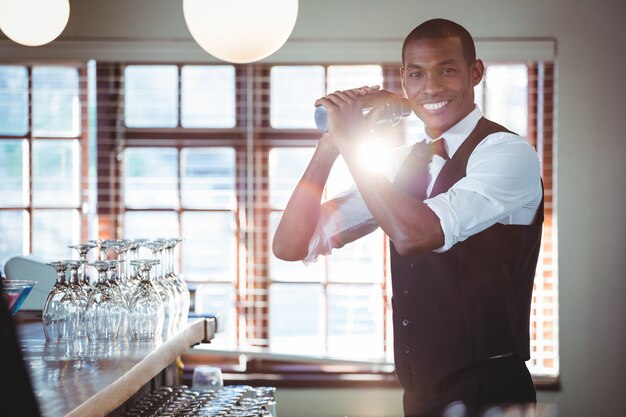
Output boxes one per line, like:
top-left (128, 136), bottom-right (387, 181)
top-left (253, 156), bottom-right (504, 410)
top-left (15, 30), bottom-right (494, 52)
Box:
top-left (0, 0), bottom-right (70, 47)
top-left (183, 0), bottom-right (298, 64)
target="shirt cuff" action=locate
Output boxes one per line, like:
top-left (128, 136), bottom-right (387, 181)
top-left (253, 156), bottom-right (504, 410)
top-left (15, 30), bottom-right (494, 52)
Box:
top-left (424, 196), bottom-right (460, 253)
top-left (302, 223), bottom-right (331, 265)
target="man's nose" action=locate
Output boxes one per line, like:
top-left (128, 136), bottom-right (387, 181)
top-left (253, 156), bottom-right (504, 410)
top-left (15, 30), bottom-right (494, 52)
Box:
top-left (422, 74), bottom-right (444, 94)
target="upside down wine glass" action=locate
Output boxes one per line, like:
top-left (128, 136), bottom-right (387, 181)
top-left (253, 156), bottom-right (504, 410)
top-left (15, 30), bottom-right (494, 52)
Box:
top-left (105, 257), bottom-right (130, 340)
top-left (129, 259), bottom-right (164, 342)
top-left (143, 240), bottom-right (176, 339)
top-left (66, 260), bottom-right (89, 338)
top-left (43, 261), bottom-right (80, 341)
top-left (88, 239), bottom-right (107, 261)
top-left (68, 243), bottom-right (96, 286)
top-left (164, 237), bottom-right (189, 330)
top-left (126, 238), bottom-right (149, 288)
top-left (85, 260), bottom-right (124, 342)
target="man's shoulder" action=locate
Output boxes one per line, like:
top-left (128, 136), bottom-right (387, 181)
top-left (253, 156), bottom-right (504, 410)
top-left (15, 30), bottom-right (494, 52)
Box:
top-left (477, 117), bottom-right (533, 149)
top-left (479, 116), bottom-right (517, 136)
top-left (474, 130), bottom-right (540, 172)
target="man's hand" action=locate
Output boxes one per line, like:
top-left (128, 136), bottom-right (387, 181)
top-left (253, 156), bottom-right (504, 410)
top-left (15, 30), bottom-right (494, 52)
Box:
top-left (314, 85), bottom-right (380, 150)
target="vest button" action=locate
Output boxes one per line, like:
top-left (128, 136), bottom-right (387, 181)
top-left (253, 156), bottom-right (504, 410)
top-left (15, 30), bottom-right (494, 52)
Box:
top-left (402, 319), bottom-right (411, 327)
top-left (403, 289), bottom-right (409, 296)
top-left (410, 263), bottom-right (414, 269)
top-left (403, 345), bottom-right (411, 354)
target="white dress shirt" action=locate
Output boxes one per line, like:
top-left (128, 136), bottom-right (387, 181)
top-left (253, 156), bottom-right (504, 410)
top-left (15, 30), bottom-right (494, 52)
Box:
top-left (303, 106), bottom-right (542, 264)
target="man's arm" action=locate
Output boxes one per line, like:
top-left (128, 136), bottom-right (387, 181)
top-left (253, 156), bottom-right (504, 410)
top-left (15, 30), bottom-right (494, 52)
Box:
top-left (273, 86), bottom-right (382, 262)
top-left (272, 134), bottom-right (339, 261)
top-left (341, 150), bottom-right (445, 256)
top-left (315, 89), bottom-right (444, 256)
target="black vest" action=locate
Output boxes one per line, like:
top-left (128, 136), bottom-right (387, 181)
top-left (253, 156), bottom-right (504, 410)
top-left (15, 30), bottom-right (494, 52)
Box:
top-left (390, 117), bottom-right (544, 393)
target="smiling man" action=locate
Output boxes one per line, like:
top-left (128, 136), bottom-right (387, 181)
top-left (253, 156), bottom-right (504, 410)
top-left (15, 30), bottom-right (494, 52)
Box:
top-left (273, 18), bottom-right (543, 417)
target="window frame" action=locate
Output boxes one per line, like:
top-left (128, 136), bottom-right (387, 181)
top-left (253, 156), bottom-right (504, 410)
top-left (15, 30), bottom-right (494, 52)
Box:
top-left (0, 62), bottom-right (91, 264)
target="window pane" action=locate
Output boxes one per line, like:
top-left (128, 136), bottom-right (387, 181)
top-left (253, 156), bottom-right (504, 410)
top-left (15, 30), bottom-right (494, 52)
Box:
top-left (269, 283), bottom-right (324, 355)
top-left (327, 228), bottom-right (385, 283)
top-left (323, 156), bottom-right (354, 200)
top-left (385, 293), bottom-right (394, 362)
top-left (124, 211), bottom-right (178, 240)
top-left (326, 65), bottom-right (384, 92)
top-left (0, 210), bottom-right (28, 266)
top-left (32, 67), bottom-right (80, 137)
top-left (125, 65), bottom-right (178, 128)
top-left (404, 112), bottom-right (425, 145)
top-left (269, 212), bottom-right (325, 282)
top-left (181, 147), bottom-right (236, 209)
top-left (0, 66), bottom-right (28, 135)
top-left (181, 212), bottom-right (236, 282)
top-left (32, 139), bottom-right (79, 207)
top-left (474, 78), bottom-right (485, 113)
top-left (0, 139), bottom-right (28, 207)
top-left (270, 66), bottom-right (325, 128)
top-left (181, 66), bottom-right (236, 128)
top-left (484, 65), bottom-right (528, 136)
top-left (327, 284), bottom-right (384, 359)
top-left (195, 283), bottom-right (236, 347)
top-left (269, 147), bottom-right (315, 209)
top-left (32, 209), bottom-right (79, 261)
top-left (124, 148), bottom-right (178, 209)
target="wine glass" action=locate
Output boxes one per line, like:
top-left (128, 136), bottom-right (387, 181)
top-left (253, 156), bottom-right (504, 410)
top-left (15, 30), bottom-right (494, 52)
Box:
top-left (66, 260), bottom-right (89, 338)
top-left (164, 237), bottom-right (189, 330)
top-left (128, 259), bottom-right (164, 342)
top-left (43, 261), bottom-right (80, 341)
top-left (68, 243), bottom-right (96, 286)
top-left (107, 240), bottom-right (134, 297)
top-left (125, 238), bottom-right (149, 288)
top-left (143, 240), bottom-right (177, 338)
top-left (84, 260), bottom-right (125, 342)
top-left (105, 258), bottom-right (130, 340)
top-left (88, 239), bottom-right (107, 261)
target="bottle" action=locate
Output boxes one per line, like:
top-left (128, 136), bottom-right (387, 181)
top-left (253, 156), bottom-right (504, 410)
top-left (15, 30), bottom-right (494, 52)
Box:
top-left (314, 91), bottom-right (412, 132)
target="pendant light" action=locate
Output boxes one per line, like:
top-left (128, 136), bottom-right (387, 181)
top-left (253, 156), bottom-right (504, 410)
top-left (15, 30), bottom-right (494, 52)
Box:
top-left (183, 0), bottom-right (298, 64)
top-left (0, 0), bottom-right (70, 47)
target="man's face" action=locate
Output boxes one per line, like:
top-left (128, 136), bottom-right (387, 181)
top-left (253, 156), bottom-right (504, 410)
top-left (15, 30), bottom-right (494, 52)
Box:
top-left (401, 37), bottom-right (484, 138)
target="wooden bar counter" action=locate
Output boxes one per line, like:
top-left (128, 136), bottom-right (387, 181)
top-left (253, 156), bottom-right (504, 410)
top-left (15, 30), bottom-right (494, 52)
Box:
top-left (17, 317), bottom-right (216, 417)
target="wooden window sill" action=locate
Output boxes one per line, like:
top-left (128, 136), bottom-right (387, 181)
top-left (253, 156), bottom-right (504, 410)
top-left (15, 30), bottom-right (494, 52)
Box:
top-left (181, 349), bottom-right (560, 390)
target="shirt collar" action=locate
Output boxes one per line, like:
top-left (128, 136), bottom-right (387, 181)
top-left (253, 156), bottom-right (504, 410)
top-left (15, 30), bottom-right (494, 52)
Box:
top-left (424, 105), bottom-right (483, 159)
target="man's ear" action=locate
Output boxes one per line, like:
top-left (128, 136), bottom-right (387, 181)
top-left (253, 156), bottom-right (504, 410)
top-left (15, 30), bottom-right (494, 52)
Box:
top-left (400, 66), bottom-right (406, 92)
top-left (471, 59), bottom-right (485, 86)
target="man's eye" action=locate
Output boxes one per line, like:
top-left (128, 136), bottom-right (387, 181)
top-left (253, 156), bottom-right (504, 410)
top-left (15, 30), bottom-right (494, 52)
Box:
top-left (410, 72), bottom-right (423, 78)
top-left (442, 68), bottom-right (455, 74)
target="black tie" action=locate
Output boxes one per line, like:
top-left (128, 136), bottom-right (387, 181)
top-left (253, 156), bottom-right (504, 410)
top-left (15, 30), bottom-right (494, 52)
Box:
top-left (394, 138), bottom-right (448, 200)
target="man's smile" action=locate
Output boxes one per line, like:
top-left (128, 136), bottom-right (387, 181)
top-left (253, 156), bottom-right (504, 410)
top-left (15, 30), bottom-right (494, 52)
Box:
top-left (422, 100), bottom-right (450, 112)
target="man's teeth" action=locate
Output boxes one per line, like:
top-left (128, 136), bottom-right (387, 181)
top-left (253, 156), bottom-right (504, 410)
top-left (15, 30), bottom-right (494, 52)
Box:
top-left (423, 101), bottom-right (448, 111)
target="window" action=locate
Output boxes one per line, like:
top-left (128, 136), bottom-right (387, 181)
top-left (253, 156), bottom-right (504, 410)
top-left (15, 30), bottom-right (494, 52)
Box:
top-left (109, 61), bottom-right (556, 380)
top-left (0, 64), bottom-right (91, 265)
top-left (0, 58), bottom-right (556, 384)
top-left (268, 65), bottom-right (390, 361)
top-left (100, 64), bottom-right (241, 346)
top-left (264, 63), bottom-right (558, 378)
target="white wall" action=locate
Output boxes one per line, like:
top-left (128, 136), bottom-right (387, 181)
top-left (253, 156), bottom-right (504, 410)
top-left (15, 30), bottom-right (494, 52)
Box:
top-left (2, 0), bottom-right (625, 416)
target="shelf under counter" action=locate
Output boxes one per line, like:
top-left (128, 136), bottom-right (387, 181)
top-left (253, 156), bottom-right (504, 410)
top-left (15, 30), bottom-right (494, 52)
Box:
top-left (18, 317), bottom-right (216, 417)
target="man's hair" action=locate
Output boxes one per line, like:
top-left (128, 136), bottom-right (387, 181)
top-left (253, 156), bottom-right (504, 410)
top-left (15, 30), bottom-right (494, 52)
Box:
top-left (402, 18), bottom-right (476, 65)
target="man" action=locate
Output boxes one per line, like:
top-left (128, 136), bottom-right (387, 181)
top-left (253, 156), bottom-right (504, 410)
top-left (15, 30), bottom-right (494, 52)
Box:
top-left (273, 18), bottom-right (542, 417)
